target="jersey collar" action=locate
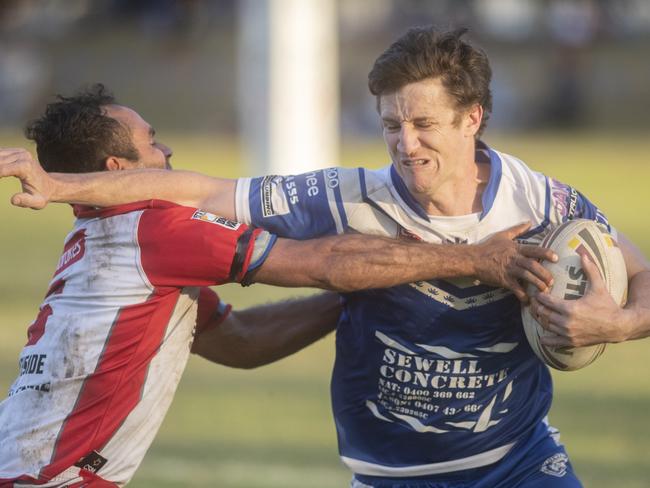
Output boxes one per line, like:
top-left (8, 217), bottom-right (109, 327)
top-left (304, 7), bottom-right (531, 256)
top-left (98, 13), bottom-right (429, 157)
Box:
top-left (478, 141), bottom-right (502, 219)
top-left (72, 199), bottom-right (180, 219)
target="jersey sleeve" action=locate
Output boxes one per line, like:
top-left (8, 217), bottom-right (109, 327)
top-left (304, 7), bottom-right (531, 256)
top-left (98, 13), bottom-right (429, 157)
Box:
top-left (137, 206), bottom-right (276, 288)
top-left (548, 177), bottom-right (612, 231)
top-left (234, 167), bottom-right (360, 239)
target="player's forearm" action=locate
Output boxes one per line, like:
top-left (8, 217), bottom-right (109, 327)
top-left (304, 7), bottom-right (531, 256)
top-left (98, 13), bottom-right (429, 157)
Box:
top-left (256, 234), bottom-right (479, 292)
top-left (49, 169), bottom-right (237, 215)
top-left (319, 237), bottom-right (479, 291)
top-left (621, 270), bottom-right (650, 341)
top-left (194, 292), bottom-right (340, 368)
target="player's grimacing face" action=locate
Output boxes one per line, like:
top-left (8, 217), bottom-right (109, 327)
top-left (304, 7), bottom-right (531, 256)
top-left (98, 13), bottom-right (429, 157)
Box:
top-left (104, 105), bottom-right (173, 170)
top-left (379, 78), bottom-right (478, 202)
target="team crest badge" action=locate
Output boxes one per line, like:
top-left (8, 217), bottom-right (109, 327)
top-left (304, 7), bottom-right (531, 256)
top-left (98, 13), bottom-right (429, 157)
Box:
top-left (540, 453), bottom-right (569, 477)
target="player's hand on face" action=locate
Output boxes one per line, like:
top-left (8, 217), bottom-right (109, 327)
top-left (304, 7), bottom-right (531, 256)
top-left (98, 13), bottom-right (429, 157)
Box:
top-left (531, 253), bottom-right (629, 347)
top-left (475, 222), bottom-right (557, 303)
top-left (0, 148), bottom-right (52, 209)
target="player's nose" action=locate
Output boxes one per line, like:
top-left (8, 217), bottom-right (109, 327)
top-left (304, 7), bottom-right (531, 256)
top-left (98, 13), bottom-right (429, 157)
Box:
top-left (397, 126), bottom-right (420, 155)
top-left (158, 142), bottom-right (173, 160)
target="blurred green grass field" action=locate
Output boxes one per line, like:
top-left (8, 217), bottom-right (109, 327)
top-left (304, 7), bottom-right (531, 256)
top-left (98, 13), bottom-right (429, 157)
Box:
top-left (0, 132), bottom-right (649, 487)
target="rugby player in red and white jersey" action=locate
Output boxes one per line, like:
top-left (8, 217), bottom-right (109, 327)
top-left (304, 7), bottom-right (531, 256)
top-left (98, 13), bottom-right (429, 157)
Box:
top-left (0, 85), bottom-right (557, 487)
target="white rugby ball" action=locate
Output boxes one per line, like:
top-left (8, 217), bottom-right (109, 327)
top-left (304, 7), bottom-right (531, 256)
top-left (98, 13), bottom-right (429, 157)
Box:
top-left (521, 219), bottom-right (627, 371)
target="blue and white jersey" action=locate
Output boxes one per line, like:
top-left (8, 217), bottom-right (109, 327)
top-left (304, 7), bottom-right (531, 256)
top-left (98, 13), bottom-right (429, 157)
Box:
top-left (235, 143), bottom-right (610, 478)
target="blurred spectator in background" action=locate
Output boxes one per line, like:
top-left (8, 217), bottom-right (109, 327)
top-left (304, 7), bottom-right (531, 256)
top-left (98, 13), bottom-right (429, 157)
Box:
top-left (542, 0), bottom-right (599, 127)
top-left (1, 0), bottom-right (649, 133)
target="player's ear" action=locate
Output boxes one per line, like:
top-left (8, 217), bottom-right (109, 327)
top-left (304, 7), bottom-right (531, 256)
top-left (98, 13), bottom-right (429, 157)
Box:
top-left (463, 104), bottom-right (483, 138)
top-left (105, 157), bottom-right (121, 171)
top-left (105, 157), bottom-right (133, 171)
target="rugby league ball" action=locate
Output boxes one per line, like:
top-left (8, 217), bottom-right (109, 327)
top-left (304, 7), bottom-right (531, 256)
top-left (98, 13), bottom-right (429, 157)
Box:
top-left (521, 219), bottom-right (627, 371)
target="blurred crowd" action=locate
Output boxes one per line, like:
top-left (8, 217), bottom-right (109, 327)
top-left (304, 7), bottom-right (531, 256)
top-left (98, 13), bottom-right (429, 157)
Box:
top-left (1, 0), bottom-right (649, 134)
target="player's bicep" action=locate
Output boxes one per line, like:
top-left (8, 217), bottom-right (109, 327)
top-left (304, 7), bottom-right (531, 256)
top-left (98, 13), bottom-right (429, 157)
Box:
top-left (193, 177), bottom-right (237, 219)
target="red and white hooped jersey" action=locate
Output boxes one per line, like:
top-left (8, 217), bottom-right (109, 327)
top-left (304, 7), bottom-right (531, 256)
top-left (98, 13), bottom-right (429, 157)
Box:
top-left (0, 200), bottom-right (275, 487)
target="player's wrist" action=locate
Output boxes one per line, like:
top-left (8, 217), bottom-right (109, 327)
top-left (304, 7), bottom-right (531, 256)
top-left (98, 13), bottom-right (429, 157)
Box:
top-left (620, 305), bottom-right (650, 342)
top-left (463, 244), bottom-right (483, 279)
top-left (49, 173), bottom-right (79, 203)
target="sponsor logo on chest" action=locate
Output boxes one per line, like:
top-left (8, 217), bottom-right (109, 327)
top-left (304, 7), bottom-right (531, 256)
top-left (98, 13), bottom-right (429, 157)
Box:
top-left (55, 229), bottom-right (86, 276)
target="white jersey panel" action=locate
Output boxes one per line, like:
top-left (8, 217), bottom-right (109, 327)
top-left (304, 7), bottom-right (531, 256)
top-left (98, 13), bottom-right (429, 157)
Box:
top-left (98, 287), bottom-right (200, 484)
top-left (0, 211), bottom-right (151, 479)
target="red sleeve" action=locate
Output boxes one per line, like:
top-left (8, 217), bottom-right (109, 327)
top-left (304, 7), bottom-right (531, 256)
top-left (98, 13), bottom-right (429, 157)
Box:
top-left (137, 206), bottom-right (264, 287)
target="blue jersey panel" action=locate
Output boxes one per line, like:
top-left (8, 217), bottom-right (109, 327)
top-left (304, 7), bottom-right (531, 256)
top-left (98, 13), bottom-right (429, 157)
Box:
top-left (246, 171), bottom-right (344, 239)
top-left (333, 283), bottom-right (553, 466)
top-left (353, 421), bottom-right (582, 487)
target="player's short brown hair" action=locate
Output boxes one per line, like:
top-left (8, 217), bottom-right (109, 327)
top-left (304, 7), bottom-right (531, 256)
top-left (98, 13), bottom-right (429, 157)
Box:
top-left (25, 83), bottom-right (139, 173)
top-left (368, 26), bottom-right (493, 136)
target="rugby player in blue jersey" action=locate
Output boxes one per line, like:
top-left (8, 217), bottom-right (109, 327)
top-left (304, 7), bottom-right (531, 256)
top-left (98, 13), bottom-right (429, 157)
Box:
top-left (2, 27), bottom-right (650, 488)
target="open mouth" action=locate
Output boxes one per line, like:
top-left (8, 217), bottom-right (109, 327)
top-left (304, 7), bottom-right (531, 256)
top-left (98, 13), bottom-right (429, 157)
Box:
top-left (401, 159), bottom-right (429, 167)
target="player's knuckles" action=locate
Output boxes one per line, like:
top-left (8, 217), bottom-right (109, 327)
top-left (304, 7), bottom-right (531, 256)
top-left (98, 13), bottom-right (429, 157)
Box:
top-left (539, 315), bottom-right (549, 328)
top-left (564, 313), bottom-right (580, 328)
top-left (524, 246), bottom-right (546, 258)
top-left (531, 266), bottom-right (550, 284)
top-left (529, 260), bottom-right (547, 275)
top-left (522, 269), bottom-right (541, 286)
top-left (525, 278), bottom-right (541, 292)
top-left (11, 160), bottom-right (27, 176)
top-left (518, 258), bottom-right (535, 272)
top-left (565, 333), bottom-right (580, 346)
top-left (508, 254), bottom-right (522, 270)
top-left (530, 301), bottom-right (540, 315)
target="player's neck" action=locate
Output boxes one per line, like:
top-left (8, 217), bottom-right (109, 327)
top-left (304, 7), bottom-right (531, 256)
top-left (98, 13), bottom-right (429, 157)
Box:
top-left (417, 162), bottom-right (490, 217)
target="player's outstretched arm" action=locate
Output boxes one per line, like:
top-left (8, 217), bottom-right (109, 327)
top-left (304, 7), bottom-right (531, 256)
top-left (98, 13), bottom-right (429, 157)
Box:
top-left (0, 147), bottom-right (237, 217)
top-left (534, 233), bottom-right (650, 347)
top-left (251, 223), bottom-right (556, 301)
top-left (192, 292), bottom-right (341, 368)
